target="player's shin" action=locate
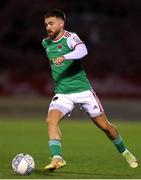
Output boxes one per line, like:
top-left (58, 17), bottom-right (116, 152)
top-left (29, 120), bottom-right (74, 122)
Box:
top-left (49, 139), bottom-right (62, 158)
top-left (112, 135), bottom-right (126, 153)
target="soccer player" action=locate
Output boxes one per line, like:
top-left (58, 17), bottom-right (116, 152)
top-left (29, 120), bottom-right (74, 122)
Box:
top-left (42, 9), bottom-right (138, 171)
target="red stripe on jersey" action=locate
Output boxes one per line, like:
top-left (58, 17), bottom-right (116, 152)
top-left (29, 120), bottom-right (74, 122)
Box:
top-left (91, 90), bottom-right (104, 112)
top-left (64, 31), bottom-right (71, 38)
top-left (65, 31), bottom-right (71, 36)
top-left (64, 34), bottom-right (69, 38)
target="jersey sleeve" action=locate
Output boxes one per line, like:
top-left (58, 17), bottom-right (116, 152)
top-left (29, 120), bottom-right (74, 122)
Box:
top-left (42, 39), bottom-right (46, 49)
top-left (42, 38), bottom-right (49, 49)
top-left (63, 43), bottom-right (88, 60)
top-left (67, 33), bottom-right (84, 50)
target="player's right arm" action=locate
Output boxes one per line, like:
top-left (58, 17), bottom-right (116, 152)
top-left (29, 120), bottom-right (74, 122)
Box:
top-left (54, 33), bottom-right (88, 65)
top-left (63, 33), bottom-right (88, 60)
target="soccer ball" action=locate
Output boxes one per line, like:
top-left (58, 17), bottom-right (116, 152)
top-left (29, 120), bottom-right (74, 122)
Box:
top-left (12, 153), bottom-right (35, 175)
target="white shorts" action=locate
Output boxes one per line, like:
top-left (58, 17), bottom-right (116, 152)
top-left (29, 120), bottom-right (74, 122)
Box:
top-left (49, 90), bottom-right (104, 118)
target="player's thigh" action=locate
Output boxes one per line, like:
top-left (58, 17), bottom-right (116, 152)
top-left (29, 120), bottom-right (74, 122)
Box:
top-left (47, 109), bottom-right (64, 125)
top-left (91, 113), bottom-right (112, 131)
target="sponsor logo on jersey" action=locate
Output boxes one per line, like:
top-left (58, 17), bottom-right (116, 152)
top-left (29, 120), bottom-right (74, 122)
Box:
top-left (49, 58), bottom-right (64, 67)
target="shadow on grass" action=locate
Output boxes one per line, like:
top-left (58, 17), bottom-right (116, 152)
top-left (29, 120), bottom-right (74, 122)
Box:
top-left (34, 169), bottom-right (55, 177)
top-left (34, 169), bottom-right (95, 178)
top-left (34, 169), bottom-right (131, 179)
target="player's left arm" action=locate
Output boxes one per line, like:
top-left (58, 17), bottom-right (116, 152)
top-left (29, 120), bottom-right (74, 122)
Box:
top-left (55, 33), bottom-right (88, 65)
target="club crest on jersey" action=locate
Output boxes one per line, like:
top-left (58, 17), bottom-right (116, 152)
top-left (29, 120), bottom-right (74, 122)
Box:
top-left (57, 44), bottom-right (63, 52)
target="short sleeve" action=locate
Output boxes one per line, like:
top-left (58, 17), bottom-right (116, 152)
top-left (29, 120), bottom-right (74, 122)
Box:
top-left (67, 33), bottom-right (84, 50)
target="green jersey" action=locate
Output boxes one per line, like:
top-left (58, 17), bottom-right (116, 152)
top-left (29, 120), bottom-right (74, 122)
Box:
top-left (42, 30), bottom-right (92, 94)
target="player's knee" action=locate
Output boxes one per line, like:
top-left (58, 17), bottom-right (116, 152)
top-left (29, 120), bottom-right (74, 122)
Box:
top-left (46, 117), bottom-right (54, 126)
top-left (46, 116), bottom-right (59, 127)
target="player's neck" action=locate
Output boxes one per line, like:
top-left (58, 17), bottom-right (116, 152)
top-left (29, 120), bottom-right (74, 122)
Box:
top-left (53, 29), bottom-right (65, 41)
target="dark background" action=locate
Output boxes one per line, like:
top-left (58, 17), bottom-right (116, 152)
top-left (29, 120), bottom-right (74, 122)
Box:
top-left (0, 0), bottom-right (141, 97)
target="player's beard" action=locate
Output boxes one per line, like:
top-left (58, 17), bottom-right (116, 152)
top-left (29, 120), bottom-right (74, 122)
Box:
top-left (48, 29), bottom-right (61, 40)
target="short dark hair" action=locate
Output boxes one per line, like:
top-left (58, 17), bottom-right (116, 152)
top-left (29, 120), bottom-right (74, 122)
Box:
top-left (44, 9), bottom-right (66, 22)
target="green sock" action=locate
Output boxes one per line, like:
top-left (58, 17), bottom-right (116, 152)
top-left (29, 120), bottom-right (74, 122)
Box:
top-left (49, 139), bottom-right (62, 158)
top-left (112, 136), bottom-right (126, 153)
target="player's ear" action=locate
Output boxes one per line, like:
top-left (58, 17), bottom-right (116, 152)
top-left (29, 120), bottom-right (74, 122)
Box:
top-left (60, 20), bottom-right (64, 28)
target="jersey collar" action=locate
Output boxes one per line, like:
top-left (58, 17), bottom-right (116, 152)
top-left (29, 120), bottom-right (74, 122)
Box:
top-left (51, 30), bottom-right (66, 42)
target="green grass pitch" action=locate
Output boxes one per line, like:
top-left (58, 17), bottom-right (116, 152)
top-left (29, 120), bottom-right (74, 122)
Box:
top-left (0, 118), bottom-right (141, 179)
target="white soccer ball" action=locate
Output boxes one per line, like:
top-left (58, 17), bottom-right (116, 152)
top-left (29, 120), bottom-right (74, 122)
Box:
top-left (12, 153), bottom-right (35, 175)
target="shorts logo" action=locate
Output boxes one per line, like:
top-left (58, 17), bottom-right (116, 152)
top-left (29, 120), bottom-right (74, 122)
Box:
top-left (93, 105), bottom-right (98, 109)
top-left (52, 96), bottom-right (58, 101)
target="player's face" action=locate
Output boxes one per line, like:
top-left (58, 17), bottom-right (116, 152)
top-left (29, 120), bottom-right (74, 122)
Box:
top-left (45, 17), bottom-right (64, 40)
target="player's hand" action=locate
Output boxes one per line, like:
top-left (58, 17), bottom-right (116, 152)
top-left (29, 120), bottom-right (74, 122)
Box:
top-left (55, 56), bottom-right (65, 65)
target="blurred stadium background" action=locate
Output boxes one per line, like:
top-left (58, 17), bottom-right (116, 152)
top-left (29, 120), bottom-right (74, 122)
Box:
top-left (0, 0), bottom-right (141, 120)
